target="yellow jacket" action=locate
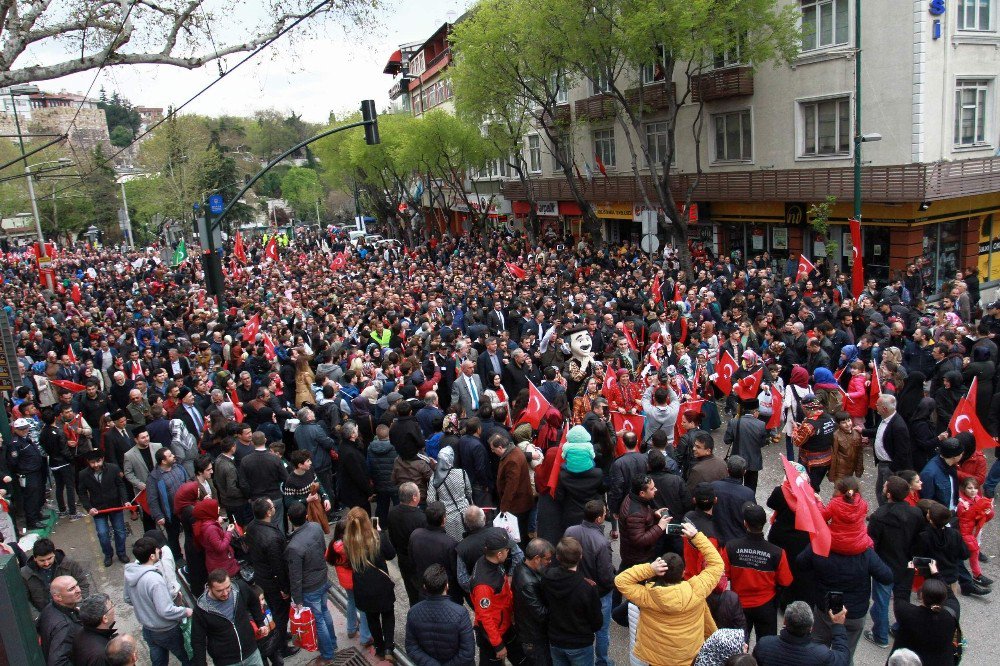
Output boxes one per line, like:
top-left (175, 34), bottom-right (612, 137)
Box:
top-left (615, 532), bottom-right (723, 666)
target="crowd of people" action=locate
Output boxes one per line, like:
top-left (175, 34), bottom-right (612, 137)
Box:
top-left (0, 226), bottom-right (995, 666)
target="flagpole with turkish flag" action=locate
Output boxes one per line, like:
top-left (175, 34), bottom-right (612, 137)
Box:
top-left (611, 412), bottom-right (646, 457)
top-left (949, 376), bottom-right (997, 449)
top-left (233, 231), bottom-right (248, 264)
top-left (241, 313), bottom-right (261, 343)
top-left (519, 381), bottom-right (552, 429)
top-left (796, 255), bottom-right (816, 282)
top-left (869, 361), bottom-right (882, 409)
top-left (849, 218), bottom-right (863, 297)
top-left (766, 385), bottom-right (783, 430)
top-left (712, 351), bottom-right (739, 395)
top-left (264, 237), bottom-right (279, 262)
top-left (781, 455), bottom-right (832, 556)
top-left (505, 261), bottom-right (527, 281)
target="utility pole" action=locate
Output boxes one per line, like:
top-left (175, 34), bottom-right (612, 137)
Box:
top-left (852, 0), bottom-right (862, 222)
top-left (119, 181), bottom-right (135, 249)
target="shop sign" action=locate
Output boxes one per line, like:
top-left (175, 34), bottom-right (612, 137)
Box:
top-left (773, 227), bottom-right (788, 251)
top-left (451, 196), bottom-right (498, 214)
top-left (536, 200), bottom-right (559, 217)
top-left (633, 204), bottom-right (666, 223)
top-left (594, 201), bottom-right (634, 219)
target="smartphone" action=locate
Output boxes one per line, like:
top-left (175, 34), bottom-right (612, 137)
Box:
top-left (826, 591), bottom-right (844, 614)
top-left (372, 516), bottom-right (380, 531)
top-left (665, 522), bottom-right (685, 536)
top-left (912, 557), bottom-right (934, 576)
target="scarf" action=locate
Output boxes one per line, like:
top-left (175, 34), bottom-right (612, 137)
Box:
top-left (693, 628), bottom-right (747, 666)
top-left (192, 498), bottom-right (219, 546)
top-left (433, 446), bottom-right (455, 487)
top-left (790, 365), bottom-right (809, 388)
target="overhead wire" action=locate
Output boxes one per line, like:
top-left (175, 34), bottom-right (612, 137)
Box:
top-left (48, 0), bottom-right (335, 200)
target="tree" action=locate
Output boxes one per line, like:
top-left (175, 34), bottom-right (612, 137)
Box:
top-left (0, 0), bottom-right (380, 87)
top-left (98, 89), bottom-right (141, 142)
top-left (280, 167), bottom-right (323, 221)
top-left (109, 126), bottom-right (133, 147)
top-left (135, 113), bottom-right (215, 225)
top-left (83, 144), bottom-right (120, 236)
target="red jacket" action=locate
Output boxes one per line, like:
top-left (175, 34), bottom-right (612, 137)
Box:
top-left (324, 540), bottom-right (354, 590)
top-left (958, 452), bottom-right (988, 486)
top-left (471, 558), bottom-right (515, 651)
top-left (197, 520), bottom-right (240, 576)
top-left (822, 495), bottom-right (874, 556)
top-left (957, 493), bottom-right (994, 540)
top-left (723, 533), bottom-right (793, 608)
top-left (844, 375), bottom-right (868, 418)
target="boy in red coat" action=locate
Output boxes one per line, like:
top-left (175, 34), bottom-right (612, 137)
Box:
top-left (957, 476), bottom-right (994, 586)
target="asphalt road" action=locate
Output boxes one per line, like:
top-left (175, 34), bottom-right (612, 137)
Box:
top-left (44, 425), bottom-right (1000, 665)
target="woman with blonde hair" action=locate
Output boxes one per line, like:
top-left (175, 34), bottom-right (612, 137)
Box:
top-left (343, 507), bottom-right (398, 662)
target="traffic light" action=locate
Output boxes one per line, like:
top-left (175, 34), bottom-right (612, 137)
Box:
top-left (361, 99), bottom-right (380, 146)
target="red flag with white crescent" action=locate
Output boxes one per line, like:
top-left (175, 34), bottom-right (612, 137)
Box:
top-left (262, 333), bottom-right (277, 361)
top-left (623, 327), bottom-right (638, 351)
top-left (949, 395), bottom-right (996, 449)
top-left (869, 361), bottom-right (882, 409)
top-left (228, 389), bottom-right (244, 423)
top-left (766, 385), bottom-right (784, 429)
top-left (796, 254), bottom-right (816, 282)
top-left (782, 456), bottom-right (831, 556)
top-left (50, 379), bottom-right (87, 393)
top-left (611, 412), bottom-right (646, 456)
top-left (651, 274), bottom-right (662, 304)
top-left (602, 369), bottom-right (619, 399)
top-left (735, 368), bottom-right (764, 401)
top-left (241, 313), bottom-right (261, 343)
top-left (234, 231), bottom-right (248, 264)
top-left (66, 345), bottom-right (77, 364)
top-left (544, 424), bottom-right (570, 496)
top-left (713, 351), bottom-right (739, 395)
top-left (849, 218), bottom-right (863, 297)
top-left (523, 381), bottom-right (552, 429)
top-left (330, 252), bottom-right (347, 272)
top-left (674, 399), bottom-right (704, 445)
top-left (71, 283), bottom-right (81, 304)
top-left (264, 237), bottom-right (278, 262)
top-left (505, 262), bottom-right (527, 281)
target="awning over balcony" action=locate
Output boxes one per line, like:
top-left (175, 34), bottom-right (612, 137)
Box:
top-left (383, 49), bottom-right (403, 75)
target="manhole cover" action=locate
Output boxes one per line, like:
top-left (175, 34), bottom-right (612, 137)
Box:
top-left (331, 647), bottom-right (370, 665)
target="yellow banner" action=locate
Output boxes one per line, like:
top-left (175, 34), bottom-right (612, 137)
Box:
top-left (594, 202), bottom-right (633, 219)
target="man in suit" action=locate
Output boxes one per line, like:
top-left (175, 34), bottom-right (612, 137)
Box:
top-left (866, 394), bottom-right (912, 507)
top-left (434, 346), bottom-right (456, 411)
top-left (175, 386), bottom-right (204, 439)
top-left (486, 302), bottom-right (508, 336)
top-left (122, 426), bottom-right (162, 531)
top-left (103, 411), bottom-right (134, 477)
top-left (163, 348), bottom-right (191, 379)
top-left (476, 337), bottom-right (507, 387)
top-left (452, 359), bottom-right (484, 417)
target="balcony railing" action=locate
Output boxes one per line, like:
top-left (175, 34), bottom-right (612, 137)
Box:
top-left (574, 94), bottom-right (617, 122)
top-left (690, 65), bottom-right (754, 102)
top-left (538, 103), bottom-right (571, 128)
top-left (623, 81), bottom-right (677, 113)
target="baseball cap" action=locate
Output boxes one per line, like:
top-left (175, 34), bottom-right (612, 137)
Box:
top-left (11, 418), bottom-right (30, 429)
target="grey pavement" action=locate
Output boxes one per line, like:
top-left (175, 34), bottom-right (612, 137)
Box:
top-left (46, 423), bottom-right (1000, 665)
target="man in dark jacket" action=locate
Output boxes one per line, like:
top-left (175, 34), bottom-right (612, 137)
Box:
top-left (293, 406), bottom-right (339, 502)
top-left (607, 432), bottom-right (647, 522)
top-left (540, 537), bottom-right (604, 663)
top-left (405, 564), bottom-right (476, 666)
top-left (39, 407), bottom-right (78, 518)
top-left (512, 539), bottom-right (554, 666)
top-left (78, 449), bottom-right (131, 567)
top-left (72, 593), bottom-right (117, 666)
top-left (455, 419), bottom-right (493, 506)
top-left (919, 437), bottom-right (963, 509)
top-left (409, 502), bottom-right (461, 604)
top-left (245, 498), bottom-right (298, 659)
top-left (389, 400), bottom-right (425, 458)
top-left (21, 538), bottom-right (91, 613)
top-left (722, 402), bottom-right (766, 491)
top-left (145, 448), bottom-right (187, 559)
top-left (387, 482), bottom-right (429, 606)
top-left (797, 540), bottom-right (893, 660)
top-left (686, 433), bottom-right (728, 494)
top-left (286, 502), bottom-right (337, 661)
top-left (240, 433), bottom-right (289, 533)
top-left (753, 601), bottom-right (850, 666)
top-left (867, 394), bottom-right (913, 506)
top-left (457, 506), bottom-right (525, 594)
top-left (564, 500), bottom-right (615, 666)
top-left (866, 475), bottom-right (926, 648)
top-left (191, 570), bottom-right (266, 666)
top-left (710, 456), bottom-right (757, 544)
top-left (617, 476), bottom-right (669, 607)
top-left (36, 575), bottom-right (84, 666)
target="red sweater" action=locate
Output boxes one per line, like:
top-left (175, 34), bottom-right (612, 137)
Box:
top-left (823, 495), bottom-right (874, 555)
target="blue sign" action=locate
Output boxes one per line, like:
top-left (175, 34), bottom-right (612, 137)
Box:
top-left (208, 194), bottom-right (224, 214)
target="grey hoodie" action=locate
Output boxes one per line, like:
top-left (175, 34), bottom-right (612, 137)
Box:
top-left (640, 385), bottom-right (680, 445)
top-left (123, 562), bottom-right (188, 632)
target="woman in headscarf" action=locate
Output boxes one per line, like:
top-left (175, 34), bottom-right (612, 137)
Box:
top-left (351, 394), bottom-right (375, 446)
top-left (932, 371), bottom-right (964, 435)
top-left (168, 418), bottom-right (199, 478)
top-left (782, 365), bottom-right (812, 460)
top-left (895, 371), bottom-right (927, 422)
top-left (909, 396), bottom-right (940, 473)
top-left (812, 367), bottom-right (844, 415)
top-left (766, 461), bottom-right (816, 609)
top-left (425, 445), bottom-right (472, 541)
top-left (837, 345), bottom-right (859, 389)
top-left (192, 497), bottom-right (240, 577)
top-left (174, 480), bottom-right (208, 595)
top-left (693, 628), bottom-right (747, 666)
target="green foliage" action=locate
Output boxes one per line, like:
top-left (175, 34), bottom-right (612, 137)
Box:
top-left (808, 195), bottom-right (839, 273)
top-left (109, 126), bottom-right (133, 147)
top-left (280, 167), bottom-right (324, 221)
top-left (84, 144), bottom-right (120, 234)
top-left (98, 89), bottom-right (141, 142)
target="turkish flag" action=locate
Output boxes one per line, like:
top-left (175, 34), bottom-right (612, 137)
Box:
top-left (796, 254), bottom-right (816, 282)
top-left (522, 381), bottom-right (552, 429)
top-left (330, 252), bottom-right (347, 271)
top-left (197, 289), bottom-right (206, 309)
top-left (264, 237), bottom-right (278, 262)
top-left (713, 351), bottom-right (739, 395)
top-left (948, 396), bottom-right (996, 449)
top-left (133, 489), bottom-right (150, 516)
top-left (595, 153), bottom-right (608, 178)
top-left (50, 379), bottom-right (87, 393)
top-left (833, 366), bottom-right (846, 382)
top-left (735, 368), bottom-right (764, 401)
top-left (611, 412), bottom-right (646, 456)
top-left (674, 399), bottom-right (704, 445)
top-left (228, 389), bottom-right (244, 423)
top-left (849, 218), bottom-right (863, 297)
top-left (966, 376), bottom-right (979, 410)
top-left (602, 369), bottom-right (619, 399)
top-left (234, 231), bottom-right (248, 264)
top-left (544, 424), bottom-right (571, 496)
top-left (623, 327), bottom-right (638, 351)
top-left (241, 313), bottom-right (261, 343)
top-left (651, 274), bottom-right (662, 304)
top-left (781, 456), bottom-right (832, 556)
top-left (505, 262), bottom-right (527, 280)
top-left (766, 385), bottom-right (784, 429)
top-left (869, 362), bottom-right (882, 409)
top-left (262, 333), bottom-right (277, 361)
top-left (66, 345), bottom-right (77, 364)
top-left (70, 283), bottom-right (81, 304)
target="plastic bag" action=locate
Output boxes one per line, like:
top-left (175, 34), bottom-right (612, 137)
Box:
top-left (290, 605), bottom-right (318, 652)
top-left (492, 511), bottom-right (521, 543)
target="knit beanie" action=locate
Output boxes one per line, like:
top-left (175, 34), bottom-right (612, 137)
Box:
top-left (563, 425), bottom-right (595, 473)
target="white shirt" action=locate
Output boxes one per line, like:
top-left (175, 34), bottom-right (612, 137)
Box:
top-left (874, 412), bottom-right (894, 463)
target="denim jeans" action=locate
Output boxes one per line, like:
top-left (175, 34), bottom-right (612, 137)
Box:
top-left (142, 625), bottom-right (191, 666)
top-left (232, 650), bottom-right (264, 666)
top-left (303, 581), bottom-right (337, 659)
top-left (346, 589), bottom-right (371, 643)
top-left (93, 511), bottom-right (128, 558)
top-left (550, 644), bottom-right (595, 666)
top-left (869, 579), bottom-right (892, 643)
top-left (595, 593), bottom-right (611, 666)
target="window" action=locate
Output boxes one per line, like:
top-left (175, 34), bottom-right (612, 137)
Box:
top-left (641, 45), bottom-right (667, 84)
top-left (713, 32), bottom-right (747, 69)
top-left (527, 135), bottom-right (542, 172)
top-left (959, 0), bottom-right (993, 30)
top-left (645, 122), bottom-right (675, 165)
top-left (713, 110), bottom-right (752, 161)
top-left (554, 133), bottom-right (573, 167)
top-left (801, 0), bottom-right (849, 51)
top-left (955, 80), bottom-right (990, 146)
top-left (800, 97), bottom-right (851, 156)
top-left (411, 93), bottom-right (422, 115)
top-left (593, 68), bottom-right (613, 94)
top-left (550, 72), bottom-right (568, 104)
top-left (409, 51), bottom-right (426, 77)
top-left (593, 129), bottom-right (616, 168)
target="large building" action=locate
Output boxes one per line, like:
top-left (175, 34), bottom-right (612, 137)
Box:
top-left (386, 1), bottom-right (1000, 293)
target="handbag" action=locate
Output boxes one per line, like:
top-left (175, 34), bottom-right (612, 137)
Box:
top-left (290, 605), bottom-right (319, 652)
top-left (943, 605), bottom-right (965, 663)
top-left (180, 616), bottom-right (194, 659)
top-left (493, 511), bottom-right (521, 543)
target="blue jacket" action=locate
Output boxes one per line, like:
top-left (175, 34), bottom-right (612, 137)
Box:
top-left (796, 546), bottom-right (893, 619)
top-left (405, 595), bottom-right (475, 666)
top-left (919, 455), bottom-right (959, 510)
top-left (753, 626), bottom-right (850, 666)
top-left (711, 477), bottom-right (757, 543)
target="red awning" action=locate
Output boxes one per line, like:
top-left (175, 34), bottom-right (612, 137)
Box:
top-left (383, 49), bottom-right (403, 74)
top-left (512, 200), bottom-right (532, 215)
top-left (559, 201), bottom-right (583, 216)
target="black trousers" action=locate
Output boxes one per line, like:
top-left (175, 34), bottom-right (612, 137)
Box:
top-left (475, 625), bottom-right (524, 666)
top-left (366, 609), bottom-right (396, 657)
top-left (261, 585), bottom-right (291, 650)
top-left (743, 470), bottom-right (759, 494)
top-left (743, 599), bottom-right (778, 641)
top-left (399, 559), bottom-right (420, 607)
top-left (21, 471), bottom-right (46, 527)
top-left (52, 466), bottom-right (76, 513)
top-left (162, 516), bottom-right (182, 561)
top-left (316, 468), bottom-right (337, 508)
top-left (804, 464), bottom-right (829, 492)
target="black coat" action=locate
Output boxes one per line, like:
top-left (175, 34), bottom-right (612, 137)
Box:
top-left (77, 463), bottom-right (129, 511)
top-left (191, 577), bottom-right (264, 666)
top-left (891, 600), bottom-right (958, 666)
top-left (868, 413), bottom-right (913, 471)
top-left (409, 525), bottom-right (458, 586)
top-left (337, 443), bottom-right (372, 511)
top-left (512, 563), bottom-right (548, 643)
top-left (753, 626), bottom-right (850, 666)
top-left (390, 415), bottom-right (425, 459)
top-left (36, 602), bottom-right (82, 666)
top-left (405, 595), bottom-right (476, 666)
top-left (711, 478), bottom-right (757, 544)
top-left (555, 468), bottom-right (605, 533)
top-left (868, 500), bottom-right (925, 596)
top-left (244, 519), bottom-right (289, 594)
top-left (239, 450), bottom-right (288, 500)
top-left (539, 565), bottom-right (603, 649)
top-left (71, 625), bottom-right (116, 666)
top-left (352, 532), bottom-right (397, 613)
top-left (796, 546), bottom-right (893, 619)
top-left (387, 503), bottom-right (428, 572)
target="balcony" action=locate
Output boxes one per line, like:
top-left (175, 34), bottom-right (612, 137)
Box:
top-left (574, 94), bottom-right (617, 122)
top-left (388, 77), bottom-right (411, 100)
top-left (499, 155), bottom-right (1000, 204)
top-left (538, 103), bottom-right (571, 128)
top-left (623, 81), bottom-right (677, 113)
top-left (690, 65), bottom-right (754, 102)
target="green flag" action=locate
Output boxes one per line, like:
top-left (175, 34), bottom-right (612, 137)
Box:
top-left (171, 238), bottom-right (187, 266)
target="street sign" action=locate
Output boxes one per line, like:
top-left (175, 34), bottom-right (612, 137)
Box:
top-left (640, 234), bottom-right (660, 254)
top-left (0, 315), bottom-right (23, 392)
top-left (208, 194), bottom-right (224, 215)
